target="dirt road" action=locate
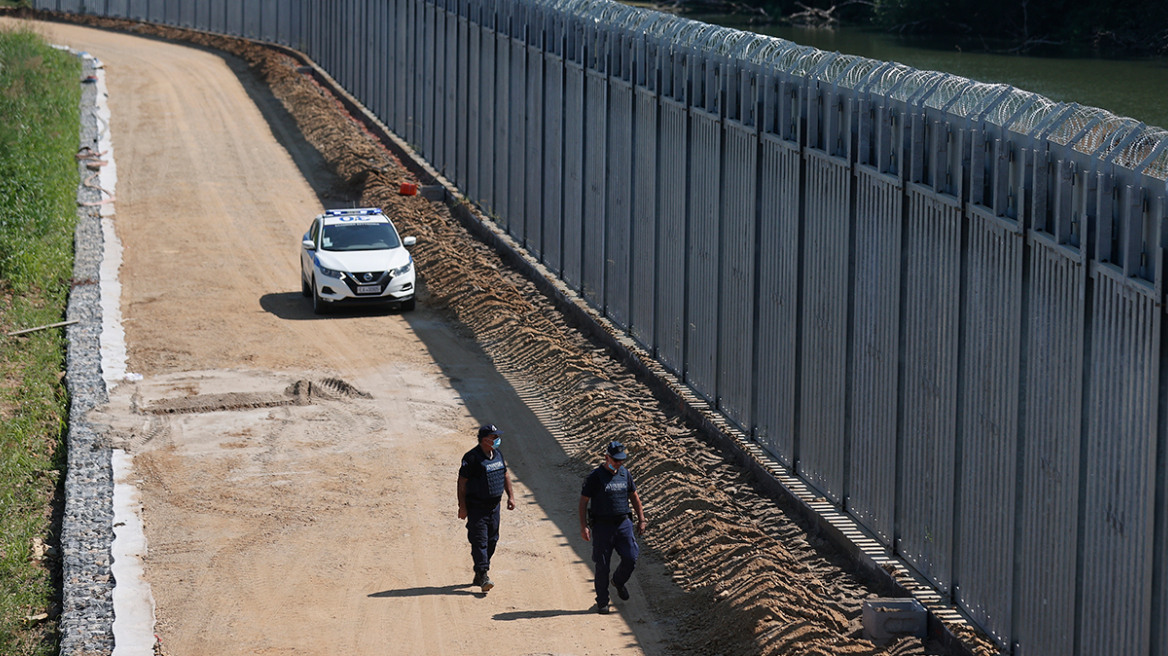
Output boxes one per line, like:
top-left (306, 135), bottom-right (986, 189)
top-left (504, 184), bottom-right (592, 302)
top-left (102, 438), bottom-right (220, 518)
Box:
top-left (24, 15), bottom-right (990, 656)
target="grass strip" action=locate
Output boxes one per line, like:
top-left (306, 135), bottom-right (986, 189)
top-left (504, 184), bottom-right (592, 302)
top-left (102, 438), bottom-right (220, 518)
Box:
top-left (0, 23), bottom-right (81, 656)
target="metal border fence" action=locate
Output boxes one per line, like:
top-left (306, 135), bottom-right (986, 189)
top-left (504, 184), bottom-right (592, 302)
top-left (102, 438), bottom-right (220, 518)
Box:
top-left (35, 1), bottom-right (1168, 654)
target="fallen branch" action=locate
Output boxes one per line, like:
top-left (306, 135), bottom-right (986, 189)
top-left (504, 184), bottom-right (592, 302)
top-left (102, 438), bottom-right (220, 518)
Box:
top-left (7, 319), bottom-right (80, 337)
top-left (788, 2), bottom-right (838, 26)
top-left (784, 0), bottom-right (873, 28)
top-left (655, 0), bottom-right (771, 19)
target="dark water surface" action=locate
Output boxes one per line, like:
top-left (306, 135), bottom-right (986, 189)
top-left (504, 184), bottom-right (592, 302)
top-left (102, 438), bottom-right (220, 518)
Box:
top-left (690, 18), bottom-right (1168, 131)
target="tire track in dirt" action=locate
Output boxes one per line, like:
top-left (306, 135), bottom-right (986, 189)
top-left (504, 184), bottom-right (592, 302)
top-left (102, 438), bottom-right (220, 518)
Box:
top-left (26, 9), bottom-right (998, 656)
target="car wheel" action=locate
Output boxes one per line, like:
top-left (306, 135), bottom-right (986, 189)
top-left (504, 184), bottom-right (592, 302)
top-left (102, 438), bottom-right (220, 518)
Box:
top-left (400, 297), bottom-right (416, 312)
top-left (301, 270), bottom-right (311, 297)
top-left (311, 277), bottom-right (329, 315)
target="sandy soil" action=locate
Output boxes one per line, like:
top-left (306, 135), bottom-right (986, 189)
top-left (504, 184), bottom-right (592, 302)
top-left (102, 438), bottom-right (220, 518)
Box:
top-left (17, 13), bottom-right (994, 656)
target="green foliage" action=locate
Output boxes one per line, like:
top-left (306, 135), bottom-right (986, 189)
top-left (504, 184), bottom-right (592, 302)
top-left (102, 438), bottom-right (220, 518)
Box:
top-left (0, 299), bottom-right (67, 656)
top-left (872, 0), bottom-right (1168, 53)
top-left (719, 0), bottom-right (1167, 53)
top-left (0, 27), bottom-right (80, 296)
top-left (0, 25), bottom-right (79, 656)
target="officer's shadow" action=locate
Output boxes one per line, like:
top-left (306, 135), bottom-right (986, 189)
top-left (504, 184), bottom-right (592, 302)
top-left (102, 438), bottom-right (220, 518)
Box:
top-left (492, 609), bottom-right (599, 620)
top-left (367, 586), bottom-right (600, 616)
top-left (367, 583), bottom-right (483, 598)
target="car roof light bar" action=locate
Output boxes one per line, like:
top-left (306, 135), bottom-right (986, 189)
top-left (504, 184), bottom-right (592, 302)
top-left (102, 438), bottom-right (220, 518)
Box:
top-left (324, 208), bottom-right (382, 216)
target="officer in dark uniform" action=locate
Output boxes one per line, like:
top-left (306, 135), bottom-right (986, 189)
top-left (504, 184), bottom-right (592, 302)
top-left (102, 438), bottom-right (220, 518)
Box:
top-left (578, 441), bottom-right (647, 614)
top-left (457, 424), bottom-right (515, 592)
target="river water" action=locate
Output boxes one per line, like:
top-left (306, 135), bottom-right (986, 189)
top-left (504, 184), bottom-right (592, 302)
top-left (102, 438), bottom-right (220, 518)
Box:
top-left (689, 18), bottom-right (1168, 131)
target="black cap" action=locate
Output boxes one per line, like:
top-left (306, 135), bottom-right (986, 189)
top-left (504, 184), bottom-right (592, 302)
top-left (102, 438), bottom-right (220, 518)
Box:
top-left (606, 441), bottom-right (628, 460)
top-left (477, 424), bottom-right (503, 439)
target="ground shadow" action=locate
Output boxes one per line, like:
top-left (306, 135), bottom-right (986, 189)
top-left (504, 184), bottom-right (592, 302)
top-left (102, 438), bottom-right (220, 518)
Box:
top-left (223, 46), bottom-right (356, 207)
top-left (367, 583), bottom-right (478, 598)
top-left (492, 608), bottom-right (599, 621)
top-left (258, 292), bottom-right (314, 320)
top-left (259, 291), bottom-right (409, 321)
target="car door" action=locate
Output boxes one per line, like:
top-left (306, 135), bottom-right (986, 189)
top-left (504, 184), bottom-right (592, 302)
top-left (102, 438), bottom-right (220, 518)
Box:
top-left (301, 218), bottom-right (320, 280)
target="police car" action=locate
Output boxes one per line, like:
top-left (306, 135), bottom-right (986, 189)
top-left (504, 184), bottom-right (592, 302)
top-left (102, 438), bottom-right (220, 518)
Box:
top-left (300, 208), bottom-right (417, 314)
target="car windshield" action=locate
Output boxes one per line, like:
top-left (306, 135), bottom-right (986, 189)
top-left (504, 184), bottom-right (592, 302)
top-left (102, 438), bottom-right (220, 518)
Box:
top-left (320, 223), bottom-right (401, 251)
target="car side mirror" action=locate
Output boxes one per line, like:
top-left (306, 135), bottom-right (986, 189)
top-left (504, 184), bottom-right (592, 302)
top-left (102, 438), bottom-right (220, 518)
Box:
top-left (403, 236), bottom-right (417, 247)
top-left (302, 239), bottom-right (315, 250)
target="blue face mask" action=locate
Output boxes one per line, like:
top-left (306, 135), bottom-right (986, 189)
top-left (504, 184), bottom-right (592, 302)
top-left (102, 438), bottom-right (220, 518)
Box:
top-left (492, 437), bottom-right (501, 449)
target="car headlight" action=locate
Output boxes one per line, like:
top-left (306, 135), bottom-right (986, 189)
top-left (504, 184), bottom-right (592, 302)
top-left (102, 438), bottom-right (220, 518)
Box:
top-left (390, 260), bottom-right (413, 277)
top-left (317, 264), bottom-right (345, 280)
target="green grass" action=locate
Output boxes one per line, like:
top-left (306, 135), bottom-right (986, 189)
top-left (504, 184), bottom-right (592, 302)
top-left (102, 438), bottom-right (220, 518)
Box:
top-left (0, 24), bottom-right (81, 656)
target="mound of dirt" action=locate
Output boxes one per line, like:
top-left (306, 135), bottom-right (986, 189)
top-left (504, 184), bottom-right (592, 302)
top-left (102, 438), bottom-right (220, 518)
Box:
top-left (23, 8), bottom-right (999, 656)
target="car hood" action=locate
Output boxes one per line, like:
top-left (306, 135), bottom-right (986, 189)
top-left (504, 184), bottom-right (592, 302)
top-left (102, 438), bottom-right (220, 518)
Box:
top-left (315, 248), bottom-right (410, 273)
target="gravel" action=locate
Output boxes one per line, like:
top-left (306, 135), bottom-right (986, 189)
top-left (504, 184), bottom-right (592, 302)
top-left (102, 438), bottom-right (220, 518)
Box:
top-left (60, 53), bottom-right (116, 656)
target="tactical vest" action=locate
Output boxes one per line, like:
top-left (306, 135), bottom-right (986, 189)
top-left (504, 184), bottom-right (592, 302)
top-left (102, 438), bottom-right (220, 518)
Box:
top-left (482, 456), bottom-right (506, 498)
top-left (468, 450), bottom-right (506, 506)
top-left (589, 466), bottom-right (631, 517)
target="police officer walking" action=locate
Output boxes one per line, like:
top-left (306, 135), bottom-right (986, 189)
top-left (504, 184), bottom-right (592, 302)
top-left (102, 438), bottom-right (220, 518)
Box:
top-left (457, 424), bottom-right (515, 592)
top-left (578, 441), bottom-right (647, 614)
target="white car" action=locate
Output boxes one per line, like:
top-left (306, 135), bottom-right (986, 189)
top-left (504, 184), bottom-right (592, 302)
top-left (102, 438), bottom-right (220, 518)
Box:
top-left (300, 208), bottom-right (417, 314)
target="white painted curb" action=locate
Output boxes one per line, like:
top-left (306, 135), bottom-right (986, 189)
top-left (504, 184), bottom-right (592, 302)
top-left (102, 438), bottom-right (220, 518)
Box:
top-left (76, 50), bottom-right (156, 656)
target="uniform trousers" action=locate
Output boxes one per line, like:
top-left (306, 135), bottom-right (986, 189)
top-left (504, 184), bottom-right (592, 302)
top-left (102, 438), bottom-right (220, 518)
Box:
top-left (591, 518), bottom-right (639, 606)
top-left (466, 504), bottom-right (500, 574)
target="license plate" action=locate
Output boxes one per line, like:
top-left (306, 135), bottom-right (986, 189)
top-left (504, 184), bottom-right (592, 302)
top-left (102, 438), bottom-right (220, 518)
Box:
top-left (357, 285), bottom-right (381, 294)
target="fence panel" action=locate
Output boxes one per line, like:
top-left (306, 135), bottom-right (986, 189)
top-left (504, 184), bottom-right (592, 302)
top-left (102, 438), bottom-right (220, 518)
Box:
top-left (241, 0), bottom-right (259, 37)
top-left (162, 0), bottom-right (177, 26)
top-left (605, 80), bottom-right (634, 329)
top-left (393, 0), bottom-right (410, 135)
top-left (350, 1), bottom-right (365, 116)
top-left (440, 8), bottom-right (459, 178)
top-left (108, 0), bottom-right (130, 20)
top-left (466, 22), bottom-right (484, 201)
top-left (955, 206), bottom-right (1023, 646)
top-left (581, 69), bottom-right (607, 307)
top-left (301, 0), bottom-right (318, 68)
top-left (454, 13), bottom-right (470, 191)
top-left (542, 54), bottom-right (565, 275)
top-left (1013, 234), bottom-right (1085, 656)
top-left (630, 86), bottom-right (658, 351)
top-left (561, 61), bottom-right (585, 290)
top-left (897, 186), bottom-right (961, 593)
top-left (1078, 265), bottom-right (1160, 656)
top-left (524, 46), bottom-right (545, 257)
top-left (508, 36), bottom-right (527, 242)
top-left (406, 0), bottom-right (423, 155)
top-left (258, 0), bottom-right (275, 40)
top-left (685, 108), bottom-right (721, 402)
top-left (655, 99), bottom-right (688, 375)
top-left (754, 134), bottom-right (801, 465)
top-left (716, 120), bottom-right (757, 431)
top-left (797, 148), bottom-right (851, 503)
top-left (275, 0), bottom-right (294, 46)
top-left (375, 0), bottom-right (392, 137)
top-left (492, 31), bottom-right (510, 223)
top-left (847, 165), bottom-right (903, 546)
top-left (417, 2), bottom-right (435, 159)
top-left (1154, 196), bottom-right (1168, 656)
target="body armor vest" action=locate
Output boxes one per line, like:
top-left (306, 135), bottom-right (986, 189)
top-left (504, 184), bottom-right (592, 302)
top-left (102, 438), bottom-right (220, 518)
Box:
top-left (589, 466), bottom-right (631, 517)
